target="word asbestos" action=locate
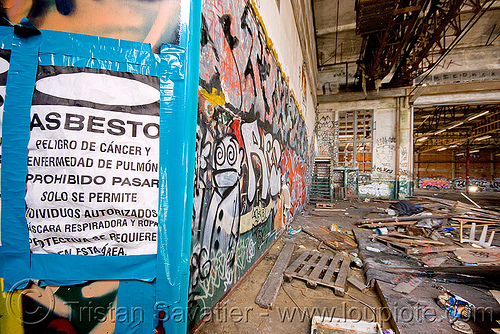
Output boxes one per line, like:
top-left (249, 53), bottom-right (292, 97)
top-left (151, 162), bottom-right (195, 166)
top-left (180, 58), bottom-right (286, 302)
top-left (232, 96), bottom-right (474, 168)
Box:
top-left (30, 112), bottom-right (159, 139)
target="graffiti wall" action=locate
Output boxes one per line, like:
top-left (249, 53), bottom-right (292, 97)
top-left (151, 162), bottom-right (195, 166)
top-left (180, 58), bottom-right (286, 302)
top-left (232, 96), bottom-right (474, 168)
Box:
top-left (419, 178), bottom-right (452, 189)
top-left (189, 0), bottom-right (309, 327)
top-left (0, 0), bottom-right (181, 52)
top-left (418, 178), bottom-right (500, 191)
top-left (454, 178), bottom-right (500, 191)
top-left (316, 112), bottom-right (334, 156)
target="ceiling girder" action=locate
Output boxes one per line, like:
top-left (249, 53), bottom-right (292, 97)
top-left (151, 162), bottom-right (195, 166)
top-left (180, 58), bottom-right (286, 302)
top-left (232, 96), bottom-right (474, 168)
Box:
top-left (357, 0), bottom-right (491, 88)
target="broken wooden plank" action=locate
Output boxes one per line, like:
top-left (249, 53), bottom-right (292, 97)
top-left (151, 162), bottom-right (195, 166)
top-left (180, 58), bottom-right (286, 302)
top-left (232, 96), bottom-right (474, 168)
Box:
top-left (406, 245), bottom-right (457, 255)
top-left (392, 276), bottom-right (424, 294)
top-left (375, 235), bottom-right (456, 255)
top-left (255, 241), bottom-right (295, 309)
top-left (386, 232), bottom-right (447, 245)
top-left (318, 226), bottom-right (358, 247)
top-left (311, 208), bottom-right (346, 212)
top-left (358, 215), bottom-right (445, 224)
top-left (316, 202), bottom-right (335, 209)
top-left (347, 276), bottom-right (368, 292)
top-left (454, 248), bottom-right (500, 265)
top-left (376, 235), bottom-right (444, 247)
top-left (460, 192), bottom-right (481, 208)
top-left (358, 221), bottom-right (419, 228)
top-left (303, 226), bottom-right (357, 249)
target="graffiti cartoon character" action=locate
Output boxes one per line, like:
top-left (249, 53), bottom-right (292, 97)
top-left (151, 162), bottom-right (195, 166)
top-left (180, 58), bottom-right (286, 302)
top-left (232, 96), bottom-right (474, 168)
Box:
top-left (201, 134), bottom-right (243, 285)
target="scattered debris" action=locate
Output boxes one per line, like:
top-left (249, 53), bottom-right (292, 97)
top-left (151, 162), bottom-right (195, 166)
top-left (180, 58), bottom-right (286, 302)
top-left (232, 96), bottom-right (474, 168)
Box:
top-left (451, 320), bottom-right (473, 334)
top-left (454, 248), bottom-right (500, 265)
top-left (366, 246), bottom-right (381, 253)
top-left (374, 235), bottom-right (455, 255)
top-left (437, 290), bottom-right (474, 319)
top-left (350, 256), bottom-right (363, 268)
top-left (288, 227), bottom-right (302, 235)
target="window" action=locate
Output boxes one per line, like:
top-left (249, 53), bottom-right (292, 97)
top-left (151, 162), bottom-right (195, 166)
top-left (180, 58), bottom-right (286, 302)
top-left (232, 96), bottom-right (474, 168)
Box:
top-left (337, 110), bottom-right (372, 172)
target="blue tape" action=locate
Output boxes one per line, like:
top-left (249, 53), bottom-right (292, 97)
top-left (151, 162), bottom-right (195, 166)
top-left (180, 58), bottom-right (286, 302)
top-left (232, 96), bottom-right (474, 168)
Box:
top-left (0, 30), bottom-right (42, 291)
top-left (156, 0), bottom-right (201, 331)
top-left (0, 26), bottom-right (13, 49)
top-left (39, 31), bottom-right (155, 66)
top-left (31, 254), bottom-right (156, 281)
top-left (115, 280), bottom-right (155, 333)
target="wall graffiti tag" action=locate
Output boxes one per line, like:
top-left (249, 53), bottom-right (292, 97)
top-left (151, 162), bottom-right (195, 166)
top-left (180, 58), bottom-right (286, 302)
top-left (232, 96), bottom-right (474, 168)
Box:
top-left (316, 114), bottom-right (334, 156)
top-left (419, 178), bottom-right (451, 189)
top-left (374, 136), bottom-right (395, 175)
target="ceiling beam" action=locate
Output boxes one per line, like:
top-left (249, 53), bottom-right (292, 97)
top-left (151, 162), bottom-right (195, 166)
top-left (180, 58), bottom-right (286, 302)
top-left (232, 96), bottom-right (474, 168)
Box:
top-left (316, 23), bottom-right (357, 37)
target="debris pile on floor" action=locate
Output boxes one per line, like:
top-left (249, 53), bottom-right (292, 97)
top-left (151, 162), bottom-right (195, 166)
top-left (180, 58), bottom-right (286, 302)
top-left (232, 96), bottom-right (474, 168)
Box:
top-left (255, 195), bottom-right (500, 334)
top-left (354, 196), bottom-right (500, 334)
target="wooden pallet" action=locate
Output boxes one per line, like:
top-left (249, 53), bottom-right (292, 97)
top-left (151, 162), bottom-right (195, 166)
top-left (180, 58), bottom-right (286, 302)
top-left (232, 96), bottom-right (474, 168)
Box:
top-left (316, 202), bottom-right (335, 209)
top-left (283, 251), bottom-right (349, 296)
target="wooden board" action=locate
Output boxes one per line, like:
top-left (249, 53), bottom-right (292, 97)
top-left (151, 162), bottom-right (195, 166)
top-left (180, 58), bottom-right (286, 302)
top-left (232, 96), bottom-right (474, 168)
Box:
top-left (316, 202), bottom-right (335, 209)
top-left (284, 251), bottom-right (350, 296)
top-left (303, 226), bottom-right (357, 250)
top-left (255, 242), bottom-right (295, 309)
top-left (375, 235), bottom-right (456, 255)
top-left (358, 221), bottom-right (419, 228)
top-left (454, 248), bottom-right (500, 265)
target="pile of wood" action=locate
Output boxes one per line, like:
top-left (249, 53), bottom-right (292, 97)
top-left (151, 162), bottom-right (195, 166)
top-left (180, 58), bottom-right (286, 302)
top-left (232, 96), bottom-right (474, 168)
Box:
top-left (419, 195), bottom-right (500, 220)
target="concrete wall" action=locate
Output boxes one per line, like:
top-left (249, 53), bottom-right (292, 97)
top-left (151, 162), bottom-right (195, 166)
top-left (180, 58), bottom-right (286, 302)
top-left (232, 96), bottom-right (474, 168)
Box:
top-left (317, 97), bottom-right (413, 199)
top-left (189, 0), bottom-right (314, 327)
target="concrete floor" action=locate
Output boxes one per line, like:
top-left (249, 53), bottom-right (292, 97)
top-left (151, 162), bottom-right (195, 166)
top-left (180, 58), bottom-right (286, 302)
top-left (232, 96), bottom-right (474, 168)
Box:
top-left (193, 198), bottom-right (395, 334)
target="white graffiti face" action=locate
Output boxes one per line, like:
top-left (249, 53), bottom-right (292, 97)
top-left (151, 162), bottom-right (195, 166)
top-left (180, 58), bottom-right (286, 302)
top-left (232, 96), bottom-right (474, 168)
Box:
top-left (241, 121), bottom-right (281, 203)
top-left (214, 135), bottom-right (243, 188)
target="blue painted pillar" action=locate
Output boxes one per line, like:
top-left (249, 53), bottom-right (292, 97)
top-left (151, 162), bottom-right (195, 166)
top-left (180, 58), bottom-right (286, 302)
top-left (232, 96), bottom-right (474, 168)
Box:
top-left (156, 0), bottom-right (201, 332)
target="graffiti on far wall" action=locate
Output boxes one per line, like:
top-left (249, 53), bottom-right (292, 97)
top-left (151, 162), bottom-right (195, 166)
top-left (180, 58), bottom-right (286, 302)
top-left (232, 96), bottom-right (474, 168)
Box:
top-left (374, 136), bottom-right (395, 175)
top-left (454, 178), bottom-right (500, 191)
top-left (419, 178), bottom-right (452, 189)
top-left (316, 114), bottom-right (334, 156)
top-left (359, 181), bottom-right (392, 198)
